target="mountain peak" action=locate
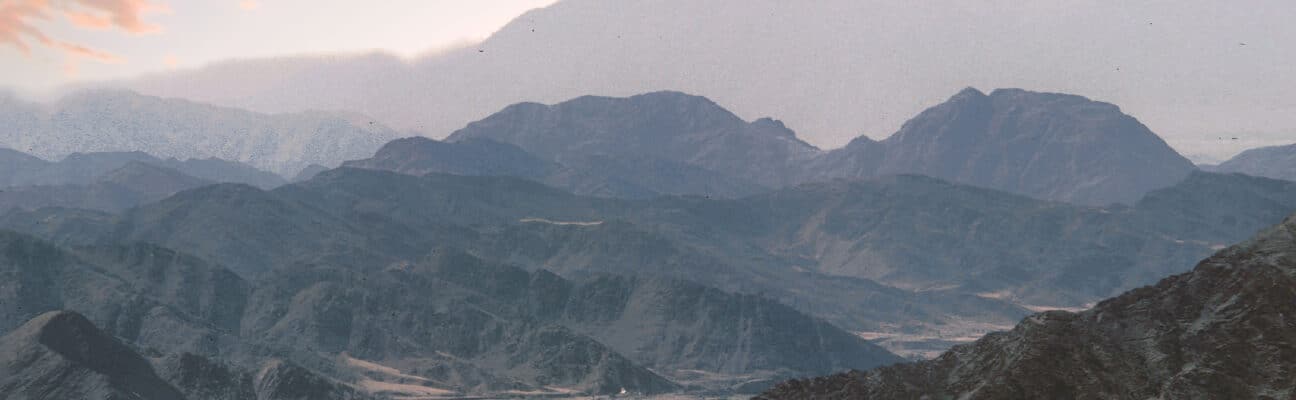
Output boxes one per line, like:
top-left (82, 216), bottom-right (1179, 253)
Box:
top-left (628, 90), bottom-right (724, 107)
top-left (1213, 142), bottom-right (1296, 182)
top-left (864, 87), bottom-right (1195, 205)
top-left (951, 86), bottom-right (987, 99)
top-left (445, 91), bottom-right (816, 188)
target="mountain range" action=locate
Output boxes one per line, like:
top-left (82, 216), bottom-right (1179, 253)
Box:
top-left (0, 39), bottom-right (1292, 397)
top-left (758, 212), bottom-right (1296, 399)
top-left (0, 309), bottom-right (378, 400)
top-left (0, 90), bottom-right (397, 177)
top-left (6, 158), bottom-right (1295, 362)
top-left (0, 148), bottom-right (284, 189)
top-left (0, 149), bottom-right (294, 213)
top-left (0, 161), bottom-right (212, 213)
top-left (3, 156), bottom-right (1290, 398)
top-left (1209, 142), bottom-right (1296, 182)
top-left (351, 88), bottom-right (1195, 205)
top-left (0, 83), bottom-right (1220, 206)
top-left (0, 213), bottom-right (899, 397)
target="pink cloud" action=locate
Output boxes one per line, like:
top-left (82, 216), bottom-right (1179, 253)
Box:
top-left (0, 0), bottom-right (53, 55)
top-left (65, 0), bottom-right (163, 33)
top-left (239, 0), bottom-right (260, 11)
top-left (0, 0), bottom-right (161, 64)
top-left (56, 41), bottom-right (122, 63)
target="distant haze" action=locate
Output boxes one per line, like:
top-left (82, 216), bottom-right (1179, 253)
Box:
top-left (16, 0), bottom-right (1296, 161)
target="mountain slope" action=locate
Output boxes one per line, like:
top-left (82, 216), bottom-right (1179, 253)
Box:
top-left (0, 205), bottom-right (894, 395)
top-left (344, 136), bottom-right (767, 199)
top-left (363, 88), bottom-right (1194, 204)
top-left (446, 91), bottom-right (820, 188)
top-left (0, 311), bottom-right (186, 400)
top-left (417, 250), bottom-right (902, 388)
top-left (345, 137), bottom-right (556, 180)
top-left (240, 256), bottom-right (682, 396)
top-left (813, 88), bottom-right (1197, 205)
top-left (0, 311), bottom-right (376, 400)
top-left (9, 167), bottom-right (1293, 360)
top-left (0, 162), bottom-right (214, 212)
top-left (758, 213), bottom-right (1296, 400)
top-left (1212, 142), bottom-right (1296, 182)
top-left (0, 228), bottom-right (677, 396)
top-left (0, 149), bottom-right (49, 188)
top-left (0, 231), bottom-right (250, 358)
top-left (0, 90), bottom-right (397, 176)
top-left (0, 148), bottom-right (284, 189)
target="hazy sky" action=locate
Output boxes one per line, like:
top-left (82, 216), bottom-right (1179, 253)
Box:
top-left (3, 0), bottom-right (1294, 162)
top-left (0, 0), bottom-right (555, 91)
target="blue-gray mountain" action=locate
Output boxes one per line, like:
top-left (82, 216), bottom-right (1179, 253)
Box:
top-left (365, 88), bottom-right (1195, 205)
top-left (0, 162), bottom-right (212, 213)
top-left (1209, 142), bottom-right (1296, 182)
top-left (0, 311), bottom-right (188, 400)
top-left (0, 311), bottom-right (377, 400)
top-left (0, 224), bottom-right (896, 397)
top-left (344, 135), bottom-right (768, 199)
top-left (0, 148), bottom-right (289, 212)
top-left (7, 167), bottom-right (1295, 360)
top-left (758, 212), bottom-right (1296, 400)
top-left (0, 90), bottom-right (398, 177)
top-left (0, 148), bottom-right (284, 189)
top-left (810, 88), bottom-right (1196, 205)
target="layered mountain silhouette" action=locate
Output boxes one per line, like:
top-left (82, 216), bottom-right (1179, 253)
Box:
top-left (0, 148), bottom-right (284, 189)
top-left (0, 225), bottom-right (895, 396)
top-left (7, 164), bottom-right (1295, 361)
top-left (0, 162), bottom-right (212, 212)
top-left (1, 74), bottom-right (1291, 398)
top-left (0, 86), bottom-right (1195, 205)
top-left (345, 135), bottom-right (768, 199)
top-left (811, 88), bottom-right (1195, 205)
top-left (758, 212), bottom-right (1296, 399)
top-left (445, 92), bottom-right (819, 189)
top-left (1210, 142), bottom-right (1296, 182)
top-left (353, 89), bottom-right (1194, 205)
top-left (0, 90), bottom-right (397, 176)
top-left (106, 0), bottom-right (1290, 162)
top-left (0, 148), bottom-right (290, 212)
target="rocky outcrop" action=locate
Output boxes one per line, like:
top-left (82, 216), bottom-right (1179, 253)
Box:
top-left (0, 311), bottom-right (186, 400)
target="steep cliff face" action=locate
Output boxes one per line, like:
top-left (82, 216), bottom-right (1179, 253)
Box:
top-left (759, 214), bottom-right (1296, 400)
